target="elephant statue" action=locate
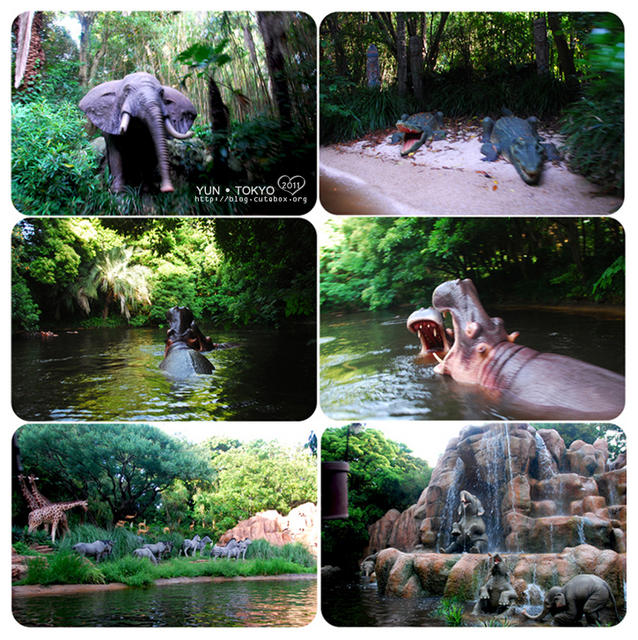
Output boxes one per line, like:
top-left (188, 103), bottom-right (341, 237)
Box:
top-left (521, 574), bottom-right (619, 625)
top-left (72, 539), bottom-right (113, 562)
top-left (79, 71), bottom-right (197, 193)
top-left (159, 307), bottom-right (216, 378)
top-left (443, 489), bottom-right (488, 553)
top-left (472, 554), bottom-right (517, 615)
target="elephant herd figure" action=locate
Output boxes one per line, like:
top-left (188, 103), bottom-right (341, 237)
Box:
top-left (438, 490), bottom-right (619, 625)
top-left (72, 535), bottom-right (253, 566)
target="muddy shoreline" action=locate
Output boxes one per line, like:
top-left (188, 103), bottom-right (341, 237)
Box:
top-left (13, 573), bottom-right (316, 598)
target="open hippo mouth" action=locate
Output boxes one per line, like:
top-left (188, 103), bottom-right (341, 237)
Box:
top-left (431, 279), bottom-right (518, 379)
top-left (406, 307), bottom-right (450, 358)
top-left (165, 306), bottom-right (213, 353)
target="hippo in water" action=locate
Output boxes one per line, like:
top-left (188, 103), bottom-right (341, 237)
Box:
top-left (159, 306), bottom-right (216, 378)
top-left (425, 278), bottom-right (624, 419)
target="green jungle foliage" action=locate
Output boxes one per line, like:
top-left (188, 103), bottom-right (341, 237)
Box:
top-left (320, 12), bottom-right (623, 192)
top-left (11, 218), bottom-right (315, 332)
top-left (320, 217), bottom-right (624, 311)
top-left (14, 425), bottom-right (316, 542)
top-left (321, 425), bottom-right (431, 573)
top-left (11, 11), bottom-right (316, 215)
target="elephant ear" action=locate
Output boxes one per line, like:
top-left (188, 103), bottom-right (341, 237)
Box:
top-left (78, 79), bottom-right (125, 135)
top-left (554, 592), bottom-right (567, 608)
top-left (161, 86), bottom-right (197, 134)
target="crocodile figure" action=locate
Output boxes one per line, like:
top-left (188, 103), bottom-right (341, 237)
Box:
top-left (480, 111), bottom-right (559, 185)
top-left (394, 112), bottom-right (445, 157)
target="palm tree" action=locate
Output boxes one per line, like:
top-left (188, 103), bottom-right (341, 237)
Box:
top-left (75, 246), bottom-right (152, 320)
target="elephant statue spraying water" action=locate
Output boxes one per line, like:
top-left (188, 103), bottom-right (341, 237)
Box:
top-left (472, 554), bottom-right (517, 615)
top-left (443, 489), bottom-right (488, 553)
top-left (79, 72), bottom-right (197, 193)
top-left (521, 574), bottom-right (619, 625)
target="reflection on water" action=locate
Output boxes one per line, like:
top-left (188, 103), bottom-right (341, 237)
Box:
top-left (322, 577), bottom-right (450, 627)
top-left (320, 308), bottom-right (623, 420)
top-left (13, 323), bottom-right (315, 421)
top-left (13, 578), bottom-right (317, 627)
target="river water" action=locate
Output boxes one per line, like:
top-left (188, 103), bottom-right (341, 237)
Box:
top-left (13, 323), bottom-right (316, 421)
top-left (320, 307), bottom-right (623, 420)
top-left (13, 578), bottom-right (316, 627)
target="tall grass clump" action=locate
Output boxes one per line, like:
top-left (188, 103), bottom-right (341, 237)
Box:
top-left (57, 524), bottom-right (149, 560)
top-left (246, 539), bottom-right (316, 568)
top-left (20, 551), bottom-right (105, 586)
top-left (99, 556), bottom-right (156, 587)
top-left (435, 597), bottom-right (465, 627)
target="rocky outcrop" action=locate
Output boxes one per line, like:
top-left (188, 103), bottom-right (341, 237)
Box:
top-left (376, 544), bottom-right (626, 609)
top-left (218, 502), bottom-right (317, 552)
top-left (367, 424), bottom-right (626, 555)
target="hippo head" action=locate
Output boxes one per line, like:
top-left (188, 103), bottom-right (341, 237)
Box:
top-left (510, 136), bottom-right (544, 185)
top-left (406, 307), bottom-right (451, 358)
top-left (431, 279), bottom-right (518, 384)
top-left (165, 306), bottom-right (213, 353)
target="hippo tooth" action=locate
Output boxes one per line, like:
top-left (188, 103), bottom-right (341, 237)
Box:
top-left (432, 352), bottom-right (443, 363)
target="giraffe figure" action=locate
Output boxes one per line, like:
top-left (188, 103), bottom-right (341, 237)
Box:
top-left (28, 500), bottom-right (88, 542)
top-left (17, 474), bottom-right (39, 511)
top-left (27, 474), bottom-right (68, 534)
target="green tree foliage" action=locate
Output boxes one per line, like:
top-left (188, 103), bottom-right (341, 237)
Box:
top-left (321, 425), bottom-right (431, 572)
top-left (321, 217), bottom-right (624, 311)
top-left (186, 438), bottom-right (317, 538)
top-left (16, 423), bottom-right (210, 525)
top-left (12, 218), bottom-right (315, 331)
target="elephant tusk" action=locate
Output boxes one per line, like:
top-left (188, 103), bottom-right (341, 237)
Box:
top-left (119, 111), bottom-right (131, 134)
top-left (164, 117), bottom-right (193, 139)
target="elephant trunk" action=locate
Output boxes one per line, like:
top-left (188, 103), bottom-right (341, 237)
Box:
top-left (140, 94), bottom-right (174, 192)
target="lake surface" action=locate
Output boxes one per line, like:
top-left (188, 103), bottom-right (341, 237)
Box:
top-left (13, 323), bottom-right (316, 421)
top-left (320, 307), bottom-right (624, 420)
top-left (13, 578), bottom-right (316, 627)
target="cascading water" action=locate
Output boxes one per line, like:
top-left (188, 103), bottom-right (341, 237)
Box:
top-left (478, 426), bottom-right (516, 551)
top-left (437, 457), bottom-right (465, 551)
top-left (534, 432), bottom-right (556, 480)
top-left (577, 516), bottom-right (587, 544)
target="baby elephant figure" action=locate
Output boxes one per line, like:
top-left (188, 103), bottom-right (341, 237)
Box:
top-left (473, 554), bottom-right (517, 616)
top-left (522, 574), bottom-right (619, 626)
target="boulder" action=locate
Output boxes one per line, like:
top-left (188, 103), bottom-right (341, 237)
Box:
top-left (567, 439), bottom-right (607, 476)
top-left (218, 502), bottom-right (316, 551)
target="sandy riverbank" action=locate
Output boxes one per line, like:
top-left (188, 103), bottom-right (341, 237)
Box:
top-left (319, 123), bottom-right (622, 216)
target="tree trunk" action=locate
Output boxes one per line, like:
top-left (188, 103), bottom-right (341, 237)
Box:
top-left (408, 34), bottom-right (424, 101)
top-left (533, 15), bottom-right (550, 75)
top-left (208, 75), bottom-right (230, 177)
top-left (325, 13), bottom-right (349, 79)
top-left (396, 14), bottom-right (408, 97)
top-left (243, 21), bottom-right (269, 101)
top-left (547, 12), bottom-right (579, 90)
top-left (426, 12), bottom-right (449, 72)
top-left (77, 12), bottom-right (97, 88)
top-left (257, 11), bottom-right (292, 130)
top-left (13, 11), bottom-right (45, 95)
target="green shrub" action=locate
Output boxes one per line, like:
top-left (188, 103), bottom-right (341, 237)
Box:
top-left (560, 95), bottom-right (623, 193)
top-left (246, 539), bottom-right (316, 568)
top-left (11, 99), bottom-right (103, 215)
top-left (435, 597), bottom-right (465, 627)
top-left (21, 551), bottom-right (105, 586)
top-left (99, 556), bottom-right (156, 586)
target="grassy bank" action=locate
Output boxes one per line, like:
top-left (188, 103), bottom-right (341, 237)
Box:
top-left (17, 552), bottom-right (316, 588)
